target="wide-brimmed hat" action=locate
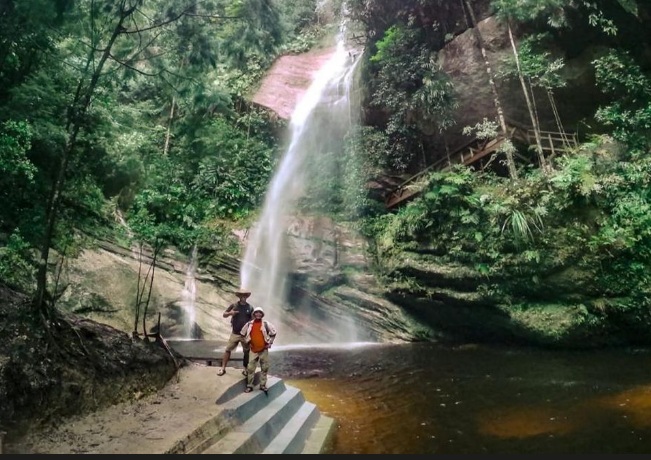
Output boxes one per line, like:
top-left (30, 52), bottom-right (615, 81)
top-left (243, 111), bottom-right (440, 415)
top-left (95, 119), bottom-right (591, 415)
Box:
top-left (234, 287), bottom-right (251, 297)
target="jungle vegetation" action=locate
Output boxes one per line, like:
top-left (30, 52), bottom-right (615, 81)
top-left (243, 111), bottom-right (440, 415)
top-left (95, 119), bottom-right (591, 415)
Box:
top-left (0, 0), bottom-right (650, 337)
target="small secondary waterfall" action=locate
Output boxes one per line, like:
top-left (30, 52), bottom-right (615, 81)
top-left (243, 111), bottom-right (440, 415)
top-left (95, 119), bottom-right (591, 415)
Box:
top-left (240, 19), bottom-right (362, 345)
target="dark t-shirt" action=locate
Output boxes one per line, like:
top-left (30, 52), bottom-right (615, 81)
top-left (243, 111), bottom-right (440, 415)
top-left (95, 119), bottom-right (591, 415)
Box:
top-left (226, 301), bottom-right (253, 333)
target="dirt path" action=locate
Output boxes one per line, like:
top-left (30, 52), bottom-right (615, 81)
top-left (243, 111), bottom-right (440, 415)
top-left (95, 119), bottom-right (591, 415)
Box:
top-left (5, 363), bottom-right (245, 454)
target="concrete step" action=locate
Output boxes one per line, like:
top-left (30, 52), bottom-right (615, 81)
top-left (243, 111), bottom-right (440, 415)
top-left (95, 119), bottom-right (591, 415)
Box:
top-left (262, 401), bottom-right (321, 454)
top-left (203, 386), bottom-right (305, 454)
top-left (165, 373), bottom-right (283, 454)
top-left (167, 368), bottom-right (335, 455)
top-left (301, 413), bottom-right (336, 454)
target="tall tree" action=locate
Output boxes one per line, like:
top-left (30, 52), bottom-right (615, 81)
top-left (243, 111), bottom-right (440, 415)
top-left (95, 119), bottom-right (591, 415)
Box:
top-left (462, 0), bottom-right (518, 179)
top-left (499, 35), bottom-right (570, 148)
top-left (30, 0), bottom-right (226, 316)
top-left (34, 0), bottom-right (139, 315)
top-left (490, 0), bottom-right (553, 174)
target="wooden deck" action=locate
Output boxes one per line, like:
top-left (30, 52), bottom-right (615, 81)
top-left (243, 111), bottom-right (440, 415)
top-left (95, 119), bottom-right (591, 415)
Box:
top-left (385, 127), bottom-right (577, 210)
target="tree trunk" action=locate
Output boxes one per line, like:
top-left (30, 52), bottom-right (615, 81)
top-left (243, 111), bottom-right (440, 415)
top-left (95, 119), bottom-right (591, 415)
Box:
top-left (141, 245), bottom-right (159, 337)
top-left (163, 97), bottom-right (176, 156)
top-left (34, 2), bottom-right (136, 313)
top-left (547, 88), bottom-right (572, 149)
top-left (462, 0), bottom-right (518, 179)
top-left (506, 22), bottom-right (547, 173)
top-left (134, 243), bottom-right (145, 336)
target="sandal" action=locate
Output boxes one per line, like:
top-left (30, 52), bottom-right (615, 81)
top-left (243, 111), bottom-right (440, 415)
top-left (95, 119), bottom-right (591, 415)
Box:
top-left (259, 385), bottom-right (268, 392)
top-left (244, 387), bottom-right (253, 393)
top-left (216, 368), bottom-right (225, 376)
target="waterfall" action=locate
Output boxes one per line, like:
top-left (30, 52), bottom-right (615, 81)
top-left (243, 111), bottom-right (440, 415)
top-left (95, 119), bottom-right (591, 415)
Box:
top-left (180, 244), bottom-right (198, 338)
top-left (240, 14), bottom-right (363, 345)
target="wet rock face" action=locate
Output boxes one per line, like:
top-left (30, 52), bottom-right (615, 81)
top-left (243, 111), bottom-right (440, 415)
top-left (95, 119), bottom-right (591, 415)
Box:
top-left (437, 16), bottom-right (609, 149)
top-left (57, 243), bottom-right (240, 342)
top-left (438, 16), bottom-right (514, 144)
top-left (250, 47), bottom-right (337, 120)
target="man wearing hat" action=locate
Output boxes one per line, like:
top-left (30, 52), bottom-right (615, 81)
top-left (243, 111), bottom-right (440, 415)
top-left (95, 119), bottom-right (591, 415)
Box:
top-left (216, 287), bottom-right (254, 376)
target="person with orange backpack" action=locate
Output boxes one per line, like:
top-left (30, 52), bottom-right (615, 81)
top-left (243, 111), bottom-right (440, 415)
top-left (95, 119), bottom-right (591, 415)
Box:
top-left (240, 307), bottom-right (277, 393)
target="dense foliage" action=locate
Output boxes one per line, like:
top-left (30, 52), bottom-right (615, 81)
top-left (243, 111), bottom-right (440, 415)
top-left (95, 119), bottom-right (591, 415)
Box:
top-left (367, 141), bottom-right (651, 306)
top-left (346, 0), bottom-right (651, 328)
top-left (0, 0), bottom-right (650, 341)
top-left (0, 0), bottom-right (324, 310)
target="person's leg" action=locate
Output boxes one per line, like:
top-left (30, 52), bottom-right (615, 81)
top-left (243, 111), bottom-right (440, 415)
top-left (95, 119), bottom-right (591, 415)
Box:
top-left (217, 350), bottom-right (230, 375)
top-left (218, 334), bottom-right (238, 375)
top-left (258, 349), bottom-right (270, 390)
top-left (242, 340), bottom-right (250, 376)
top-left (245, 351), bottom-right (259, 391)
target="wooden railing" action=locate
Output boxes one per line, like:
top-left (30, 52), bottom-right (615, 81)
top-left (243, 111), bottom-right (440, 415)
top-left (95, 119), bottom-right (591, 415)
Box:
top-left (385, 131), bottom-right (513, 209)
top-left (524, 130), bottom-right (578, 159)
top-left (384, 127), bottom-right (578, 210)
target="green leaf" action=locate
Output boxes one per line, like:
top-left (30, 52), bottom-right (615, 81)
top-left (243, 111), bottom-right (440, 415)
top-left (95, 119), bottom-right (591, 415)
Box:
top-left (616, 0), bottom-right (638, 17)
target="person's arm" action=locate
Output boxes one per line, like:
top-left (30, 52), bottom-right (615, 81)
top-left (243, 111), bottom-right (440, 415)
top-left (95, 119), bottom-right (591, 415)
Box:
top-left (239, 322), bottom-right (251, 340)
top-left (223, 304), bottom-right (235, 318)
top-left (265, 321), bottom-right (277, 347)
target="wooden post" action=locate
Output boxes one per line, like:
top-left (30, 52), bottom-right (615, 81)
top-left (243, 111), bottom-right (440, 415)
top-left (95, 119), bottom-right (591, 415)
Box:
top-left (420, 141), bottom-right (427, 170)
top-left (444, 136), bottom-right (452, 169)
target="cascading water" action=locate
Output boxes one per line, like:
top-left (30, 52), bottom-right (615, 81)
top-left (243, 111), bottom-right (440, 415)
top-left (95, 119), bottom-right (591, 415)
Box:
top-left (240, 18), bottom-right (362, 345)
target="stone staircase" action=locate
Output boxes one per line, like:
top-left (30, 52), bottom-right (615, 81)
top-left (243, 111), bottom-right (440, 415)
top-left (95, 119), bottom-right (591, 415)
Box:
top-left (166, 373), bottom-right (335, 454)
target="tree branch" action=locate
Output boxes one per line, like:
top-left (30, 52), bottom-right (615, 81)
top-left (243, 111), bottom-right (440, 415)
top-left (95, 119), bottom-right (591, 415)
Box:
top-left (108, 54), bottom-right (160, 77)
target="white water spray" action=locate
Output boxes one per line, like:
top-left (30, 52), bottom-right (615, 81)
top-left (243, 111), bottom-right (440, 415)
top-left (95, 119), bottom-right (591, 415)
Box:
top-left (240, 19), bottom-right (362, 344)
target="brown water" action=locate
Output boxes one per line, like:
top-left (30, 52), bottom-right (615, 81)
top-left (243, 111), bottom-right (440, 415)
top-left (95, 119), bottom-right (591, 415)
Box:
top-left (268, 342), bottom-right (651, 454)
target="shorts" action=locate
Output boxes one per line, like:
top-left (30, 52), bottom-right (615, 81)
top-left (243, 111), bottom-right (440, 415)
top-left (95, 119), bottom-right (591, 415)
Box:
top-left (225, 333), bottom-right (250, 353)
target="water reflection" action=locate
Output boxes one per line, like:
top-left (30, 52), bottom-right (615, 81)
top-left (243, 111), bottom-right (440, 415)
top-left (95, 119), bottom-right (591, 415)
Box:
top-left (269, 342), bottom-right (651, 454)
